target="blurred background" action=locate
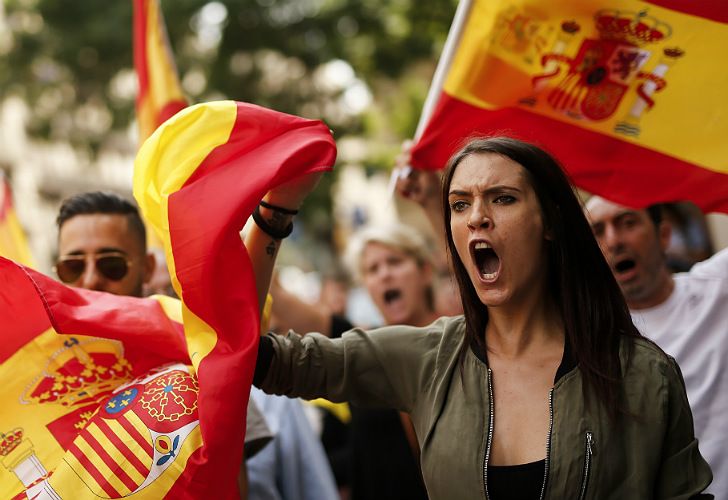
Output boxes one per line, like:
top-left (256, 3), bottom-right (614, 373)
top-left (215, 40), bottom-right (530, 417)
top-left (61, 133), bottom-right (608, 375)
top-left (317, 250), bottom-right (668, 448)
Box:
top-left (1, 0), bottom-right (726, 311)
top-left (0, 0), bottom-right (460, 275)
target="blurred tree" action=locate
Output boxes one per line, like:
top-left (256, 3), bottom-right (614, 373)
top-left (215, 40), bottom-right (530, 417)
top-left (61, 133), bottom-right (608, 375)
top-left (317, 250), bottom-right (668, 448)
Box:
top-left (2, 0), bottom-right (456, 147)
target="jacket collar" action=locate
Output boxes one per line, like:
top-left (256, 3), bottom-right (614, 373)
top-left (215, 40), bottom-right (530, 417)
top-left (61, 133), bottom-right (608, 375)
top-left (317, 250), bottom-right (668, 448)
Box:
top-left (469, 333), bottom-right (577, 384)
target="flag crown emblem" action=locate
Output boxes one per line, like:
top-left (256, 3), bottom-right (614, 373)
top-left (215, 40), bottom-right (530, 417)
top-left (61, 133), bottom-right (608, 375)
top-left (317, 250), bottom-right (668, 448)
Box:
top-left (25, 338), bottom-right (133, 407)
top-left (594, 9), bottom-right (671, 46)
top-left (0, 428), bottom-right (23, 456)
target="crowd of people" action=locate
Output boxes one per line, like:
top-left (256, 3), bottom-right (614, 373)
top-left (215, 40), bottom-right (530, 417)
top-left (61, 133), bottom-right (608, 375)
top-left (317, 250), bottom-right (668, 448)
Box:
top-left (43, 132), bottom-right (726, 499)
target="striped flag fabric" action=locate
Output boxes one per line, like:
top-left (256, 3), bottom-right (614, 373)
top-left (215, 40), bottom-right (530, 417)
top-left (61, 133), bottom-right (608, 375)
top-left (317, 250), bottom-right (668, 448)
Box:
top-left (0, 262), bottom-right (190, 499)
top-left (0, 101), bottom-right (336, 499)
top-left (411, 0), bottom-right (728, 213)
top-left (133, 0), bottom-right (187, 143)
top-left (0, 174), bottom-right (34, 267)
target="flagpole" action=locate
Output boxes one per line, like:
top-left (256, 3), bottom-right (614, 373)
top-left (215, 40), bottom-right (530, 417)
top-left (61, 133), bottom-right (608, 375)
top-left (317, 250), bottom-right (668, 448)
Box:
top-left (414, 0), bottom-right (474, 141)
top-left (388, 0), bottom-right (474, 195)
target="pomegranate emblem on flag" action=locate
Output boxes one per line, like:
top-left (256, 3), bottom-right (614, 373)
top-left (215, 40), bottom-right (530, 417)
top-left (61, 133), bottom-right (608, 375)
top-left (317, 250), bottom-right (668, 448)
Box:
top-left (530, 9), bottom-right (684, 132)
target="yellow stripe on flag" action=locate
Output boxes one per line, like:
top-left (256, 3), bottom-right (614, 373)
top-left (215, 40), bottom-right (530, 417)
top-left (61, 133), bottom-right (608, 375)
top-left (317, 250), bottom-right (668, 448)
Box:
top-left (0, 176), bottom-right (34, 267)
top-left (105, 417), bottom-right (154, 471)
top-left (134, 101), bottom-right (238, 370)
top-left (74, 434), bottom-right (133, 496)
top-left (86, 423), bottom-right (147, 485)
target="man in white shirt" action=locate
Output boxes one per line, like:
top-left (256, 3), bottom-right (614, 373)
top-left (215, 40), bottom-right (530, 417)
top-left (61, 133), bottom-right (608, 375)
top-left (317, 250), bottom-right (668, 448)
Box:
top-left (586, 196), bottom-right (727, 499)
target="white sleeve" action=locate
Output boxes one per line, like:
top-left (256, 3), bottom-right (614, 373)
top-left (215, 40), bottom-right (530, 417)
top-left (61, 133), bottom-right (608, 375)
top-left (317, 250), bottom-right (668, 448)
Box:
top-left (689, 246), bottom-right (728, 279)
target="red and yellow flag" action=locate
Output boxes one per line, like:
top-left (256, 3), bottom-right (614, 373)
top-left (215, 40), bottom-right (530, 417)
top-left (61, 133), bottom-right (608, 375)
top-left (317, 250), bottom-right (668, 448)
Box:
top-left (0, 174), bottom-right (34, 267)
top-left (412, 0), bottom-right (728, 213)
top-left (0, 102), bottom-right (336, 499)
top-left (133, 0), bottom-right (187, 143)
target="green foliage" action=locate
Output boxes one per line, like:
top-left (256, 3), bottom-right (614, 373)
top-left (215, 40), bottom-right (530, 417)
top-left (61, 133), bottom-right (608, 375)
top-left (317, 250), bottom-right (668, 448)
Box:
top-left (1, 0), bottom-right (457, 241)
top-left (3, 0), bottom-right (456, 143)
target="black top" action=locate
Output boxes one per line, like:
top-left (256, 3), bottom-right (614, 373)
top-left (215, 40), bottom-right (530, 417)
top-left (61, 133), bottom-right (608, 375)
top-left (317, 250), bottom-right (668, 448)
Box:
top-left (488, 459), bottom-right (546, 500)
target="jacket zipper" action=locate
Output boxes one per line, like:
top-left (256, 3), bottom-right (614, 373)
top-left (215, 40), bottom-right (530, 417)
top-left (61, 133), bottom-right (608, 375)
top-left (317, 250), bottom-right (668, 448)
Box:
top-left (538, 388), bottom-right (554, 500)
top-left (578, 431), bottom-right (594, 500)
top-left (483, 368), bottom-right (494, 500)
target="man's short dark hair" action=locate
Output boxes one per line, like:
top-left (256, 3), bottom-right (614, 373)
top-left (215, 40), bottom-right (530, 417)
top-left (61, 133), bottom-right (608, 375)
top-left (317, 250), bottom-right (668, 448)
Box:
top-left (57, 191), bottom-right (147, 248)
top-left (646, 204), bottom-right (664, 228)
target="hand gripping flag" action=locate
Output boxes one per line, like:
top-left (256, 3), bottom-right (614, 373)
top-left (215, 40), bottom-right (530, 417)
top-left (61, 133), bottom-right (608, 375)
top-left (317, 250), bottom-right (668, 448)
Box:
top-left (0, 101), bottom-right (336, 499)
top-left (411, 0), bottom-right (728, 213)
top-left (134, 0), bottom-right (187, 143)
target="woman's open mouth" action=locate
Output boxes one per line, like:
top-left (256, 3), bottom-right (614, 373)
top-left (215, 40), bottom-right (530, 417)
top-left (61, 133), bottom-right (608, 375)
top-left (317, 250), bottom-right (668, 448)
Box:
top-left (472, 241), bottom-right (500, 281)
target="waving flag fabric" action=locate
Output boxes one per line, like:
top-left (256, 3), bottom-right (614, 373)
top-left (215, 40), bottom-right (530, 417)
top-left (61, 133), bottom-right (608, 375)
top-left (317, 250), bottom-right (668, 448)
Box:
top-left (411, 0), bottom-right (728, 213)
top-left (0, 263), bottom-right (189, 499)
top-left (134, 0), bottom-right (187, 143)
top-left (0, 102), bottom-right (336, 499)
top-left (0, 175), bottom-right (34, 267)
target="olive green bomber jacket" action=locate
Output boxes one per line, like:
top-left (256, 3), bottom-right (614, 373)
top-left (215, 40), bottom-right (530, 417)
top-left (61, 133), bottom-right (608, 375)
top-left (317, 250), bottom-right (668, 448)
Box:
top-left (256, 315), bottom-right (712, 499)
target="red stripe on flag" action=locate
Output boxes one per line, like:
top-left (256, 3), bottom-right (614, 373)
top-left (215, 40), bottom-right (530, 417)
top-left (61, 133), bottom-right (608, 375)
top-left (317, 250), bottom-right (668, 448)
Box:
top-left (412, 92), bottom-right (728, 213)
top-left (0, 178), bottom-right (12, 219)
top-left (0, 264), bottom-right (52, 363)
top-left (81, 427), bottom-right (140, 492)
top-left (95, 417), bottom-right (150, 479)
top-left (67, 442), bottom-right (121, 498)
top-left (157, 100), bottom-right (187, 126)
top-left (118, 414), bottom-right (154, 458)
top-left (646, 0), bottom-right (728, 23)
top-left (133, 0), bottom-right (150, 107)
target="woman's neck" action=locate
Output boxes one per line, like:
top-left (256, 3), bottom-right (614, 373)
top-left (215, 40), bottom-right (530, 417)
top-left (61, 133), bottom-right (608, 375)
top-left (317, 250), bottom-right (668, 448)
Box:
top-left (485, 296), bottom-right (563, 359)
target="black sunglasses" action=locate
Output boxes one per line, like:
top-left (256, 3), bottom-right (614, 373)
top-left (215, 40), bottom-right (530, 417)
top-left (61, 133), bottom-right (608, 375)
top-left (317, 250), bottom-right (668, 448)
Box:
top-left (54, 252), bottom-right (132, 284)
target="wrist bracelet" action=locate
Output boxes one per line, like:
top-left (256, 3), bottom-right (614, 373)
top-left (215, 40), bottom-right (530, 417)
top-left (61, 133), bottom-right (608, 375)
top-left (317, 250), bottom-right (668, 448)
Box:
top-left (252, 205), bottom-right (293, 239)
top-left (259, 200), bottom-right (299, 215)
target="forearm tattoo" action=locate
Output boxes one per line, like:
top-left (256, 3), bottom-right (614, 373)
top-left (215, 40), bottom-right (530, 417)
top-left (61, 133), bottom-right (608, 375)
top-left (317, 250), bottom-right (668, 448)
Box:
top-left (265, 240), bottom-right (277, 258)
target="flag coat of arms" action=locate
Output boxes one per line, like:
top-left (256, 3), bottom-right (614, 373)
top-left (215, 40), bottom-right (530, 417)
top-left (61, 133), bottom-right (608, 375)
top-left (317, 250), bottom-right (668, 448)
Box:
top-left (0, 101), bottom-right (336, 499)
top-left (412, 0), bottom-right (728, 212)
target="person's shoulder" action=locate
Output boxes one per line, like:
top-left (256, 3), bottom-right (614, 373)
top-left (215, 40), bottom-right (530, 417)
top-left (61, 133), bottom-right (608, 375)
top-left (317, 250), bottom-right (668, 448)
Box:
top-left (621, 336), bottom-right (682, 384)
top-left (685, 246), bottom-right (728, 280)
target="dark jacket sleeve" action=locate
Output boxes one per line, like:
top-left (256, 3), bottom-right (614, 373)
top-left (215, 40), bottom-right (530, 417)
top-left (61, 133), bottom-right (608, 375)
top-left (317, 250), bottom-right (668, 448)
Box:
top-left (255, 320), bottom-right (445, 413)
top-left (655, 357), bottom-right (713, 499)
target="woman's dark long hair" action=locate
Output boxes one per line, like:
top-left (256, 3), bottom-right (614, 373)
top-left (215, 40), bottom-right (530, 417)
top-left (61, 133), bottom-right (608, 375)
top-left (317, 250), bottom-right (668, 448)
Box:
top-left (442, 137), bottom-right (642, 419)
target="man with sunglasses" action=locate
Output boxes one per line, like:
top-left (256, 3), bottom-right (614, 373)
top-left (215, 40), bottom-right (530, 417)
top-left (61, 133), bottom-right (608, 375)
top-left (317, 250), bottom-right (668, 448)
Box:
top-left (55, 191), bottom-right (155, 297)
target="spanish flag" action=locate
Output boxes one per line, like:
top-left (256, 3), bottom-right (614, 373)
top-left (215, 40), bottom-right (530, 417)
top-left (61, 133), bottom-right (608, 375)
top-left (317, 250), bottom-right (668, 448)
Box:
top-left (412, 0), bottom-right (728, 213)
top-left (0, 174), bottom-right (34, 267)
top-left (134, 0), bottom-right (187, 143)
top-left (0, 102), bottom-right (336, 499)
